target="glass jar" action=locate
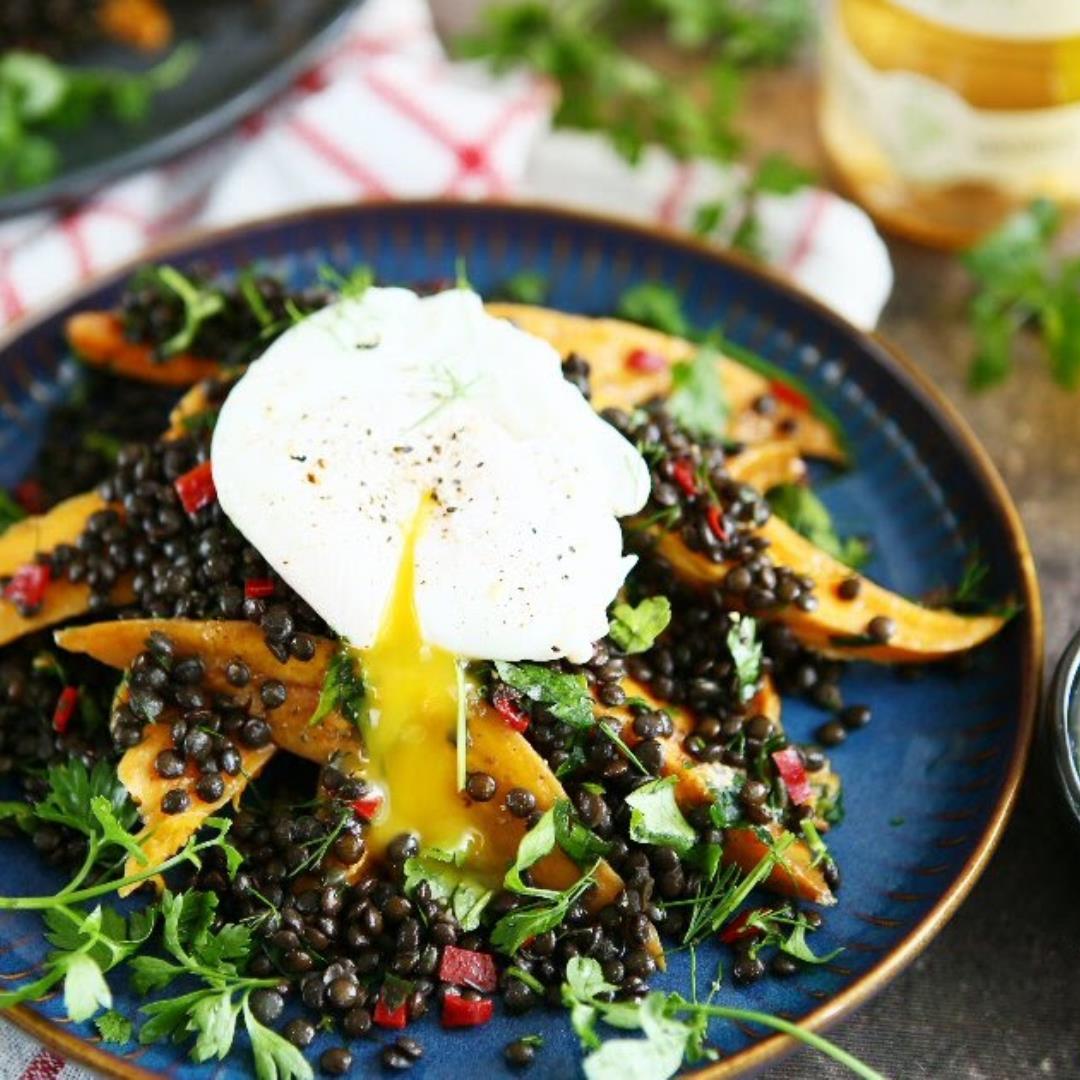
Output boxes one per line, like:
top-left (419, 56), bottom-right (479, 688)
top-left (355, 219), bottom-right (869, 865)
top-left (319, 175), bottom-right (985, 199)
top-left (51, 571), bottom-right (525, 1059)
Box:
top-left (818, 0), bottom-right (1080, 248)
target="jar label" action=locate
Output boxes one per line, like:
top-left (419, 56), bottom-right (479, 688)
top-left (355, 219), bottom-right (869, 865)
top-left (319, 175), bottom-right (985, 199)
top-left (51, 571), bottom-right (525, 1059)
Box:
top-left (893, 0), bottom-right (1080, 39)
top-left (828, 16), bottom-right (1080, 187)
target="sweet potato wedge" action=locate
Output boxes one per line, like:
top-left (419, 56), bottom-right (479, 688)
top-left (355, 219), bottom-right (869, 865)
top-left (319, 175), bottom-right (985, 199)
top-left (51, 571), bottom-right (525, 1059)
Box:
top-left (0, 579), bottom-right (134, 649)
top-left (116, 721), bottom-right (275, 894)
top-left (59, 620), bottom-right (627, 914)
top-left (485, 303), bottom-right (845, 463)
top-left (66, 311), bottom-right (219, 387)
top-left (0, 492), bottom-right (107, 573)
top-left (609, 678), bottom-right (834, 905)
top-left (725, 440), bottom-right (806, 492)
top-left (658, 516), bottom-right (1005, 662)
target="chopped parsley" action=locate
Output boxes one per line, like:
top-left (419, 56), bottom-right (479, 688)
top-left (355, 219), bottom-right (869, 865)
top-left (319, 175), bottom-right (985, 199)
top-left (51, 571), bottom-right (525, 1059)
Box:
top-left (308, 642), bottom-right (365, 727)
top-left (617, 283), bottom-right (691, 338)
top-left (609, 596), bottom-right (672, 653)
top-left (624, 777), bottom-right (697, 856)
top-left (726, 613), bottom-right (762, 703)
top-left (493, 661), bottom-right (594, 729)
top-left (668, 347), bottom-right (730, 439)
top-left (497, 270), bottom-right (550, 304)
top-left (403, 845), bottom-right (494, 931)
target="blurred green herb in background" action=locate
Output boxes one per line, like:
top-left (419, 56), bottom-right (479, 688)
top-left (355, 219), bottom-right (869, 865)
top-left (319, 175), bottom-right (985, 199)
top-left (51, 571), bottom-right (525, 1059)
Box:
top-left (965, 198), bottom-right (1080, 391)
top-left (0, 44), bottom-right (198, 193)
top-left (460, 0), bottom-right (813, 247)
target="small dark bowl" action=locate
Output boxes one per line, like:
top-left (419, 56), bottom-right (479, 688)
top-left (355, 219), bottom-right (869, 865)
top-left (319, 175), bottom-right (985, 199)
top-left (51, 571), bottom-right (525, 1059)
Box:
top-left (1049, 629), bottom-right (1080, 835)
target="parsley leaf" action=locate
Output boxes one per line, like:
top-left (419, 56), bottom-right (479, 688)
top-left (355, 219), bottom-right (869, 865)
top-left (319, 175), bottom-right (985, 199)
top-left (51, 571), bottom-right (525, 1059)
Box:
top-left (491, 865), bottom-right (599, 955)
top-left (0, 490), bottom-right (27, 532)
top-left (726, 614), bottom-right (762, 703)
top-left (617, 283), bottom-right (690, 337)
top-left (493, 661), bottom-right (594, 729)
top-left (624, 778), bottom-right (697, 856)
top-left (403, 846), bottom-right (494, 931)
top-left (766, 484), bottom-right (869, 569)
top-left (95, 1009), bottom-right (134, 1045)
top-left (497, 270), bottom-right (550, 304)
top-left (503, 806), bottom-right (558, 898)
top-left (609, 596), bottom-right (671, 653)
top-left (244, 997), bottom-right (314, 1080)
top-left (309, 643), bottom-right (365, 727)
top-left (964, 198), bottom-right (1080, 390)
top-left (668, 347), bottom-right (730, 439)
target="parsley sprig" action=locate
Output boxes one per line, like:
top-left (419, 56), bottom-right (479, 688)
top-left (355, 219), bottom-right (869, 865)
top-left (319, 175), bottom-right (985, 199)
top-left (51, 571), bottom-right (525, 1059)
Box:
top-left (965, 198), bottom-right (1080, 390)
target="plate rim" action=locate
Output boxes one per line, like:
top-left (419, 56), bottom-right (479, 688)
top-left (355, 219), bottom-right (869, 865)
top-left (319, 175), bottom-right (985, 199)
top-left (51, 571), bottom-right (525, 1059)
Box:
top-left (0, 0), bottom-right (366, 219)
top-left (0, 198), bottom-right (1043, 1079)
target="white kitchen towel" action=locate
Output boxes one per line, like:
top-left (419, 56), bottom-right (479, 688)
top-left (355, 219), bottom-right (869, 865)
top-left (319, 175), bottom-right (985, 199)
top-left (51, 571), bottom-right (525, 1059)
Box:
top-left (0, 0), bottom-right (891, 1074)
top-left (0, 0), bottom-right (891, 334)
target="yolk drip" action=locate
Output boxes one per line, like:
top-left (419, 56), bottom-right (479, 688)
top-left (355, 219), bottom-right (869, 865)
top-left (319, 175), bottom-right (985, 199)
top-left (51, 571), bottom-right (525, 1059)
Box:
top-left (361, 498), bottom-right (481, 860)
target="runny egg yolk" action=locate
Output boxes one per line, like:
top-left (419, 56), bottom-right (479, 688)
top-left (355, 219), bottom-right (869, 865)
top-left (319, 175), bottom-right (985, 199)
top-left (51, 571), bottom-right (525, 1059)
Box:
top-left (361, 498), bottom-right (482, 862)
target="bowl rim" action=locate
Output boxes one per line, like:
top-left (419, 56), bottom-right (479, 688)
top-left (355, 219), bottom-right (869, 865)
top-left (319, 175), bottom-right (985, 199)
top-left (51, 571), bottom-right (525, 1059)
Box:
top-left (1049, 629), bottom-right (1080, 820)
top-left (0, 198), bottom-right (1044, 1079)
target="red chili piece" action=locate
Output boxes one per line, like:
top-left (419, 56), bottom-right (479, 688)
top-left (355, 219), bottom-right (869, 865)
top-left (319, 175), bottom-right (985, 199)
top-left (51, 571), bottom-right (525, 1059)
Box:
top-left (771, 747), bottom-right (814, 806)
top-left (438, 945), bottom-right (498, 993)
top-left (705, 504), bottom-right (727, 542)
top-left (492, 684), bottom-right (529, 734)
top-left (52, 687), bottom-right (79, 734)
top-left (373, 996), bottom-right (408, 1029)
top-left (625, 347), bottom-right (667, 374)
top-left (244, 578), bottom-right (275, 600)
top-left (174, 461), bottom-right (216, 515)
top-left (768, 378), bottom-right (810, 413)
top-left (13, 479), bottom-right (46, 514)
top-left (441, 992), bottom-right (494, 1028)
top-left (3, 562), bottom-right (51, 610)
top-left (671, 458), bottom-right (698, 497)
top-left (351, 794), bottom-right (383, 821)
top-left (719, 908), bottom-right (765, 944)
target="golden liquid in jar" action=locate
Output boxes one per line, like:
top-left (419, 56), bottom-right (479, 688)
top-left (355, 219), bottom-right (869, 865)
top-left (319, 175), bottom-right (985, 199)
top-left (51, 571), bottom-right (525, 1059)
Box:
top-left (819, 0), bottom-right (1080, 248)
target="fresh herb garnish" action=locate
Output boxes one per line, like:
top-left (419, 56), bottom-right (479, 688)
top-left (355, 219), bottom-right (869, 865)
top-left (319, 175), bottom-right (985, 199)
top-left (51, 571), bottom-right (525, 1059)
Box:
top-left (0, 489), bottom-right (27, 532)
top-left (493, 661), bottom-right (594, 729)
top-left (726, 613), bottom-right (762, 703)
top-left (308, 642), bottom-right (365, 727)
top-left (403, 845), bottom-right (494, 931)
top-left (497, 270), bottom-right (550, 304)
top-left (95, 1009), bottom-right (134, 1045)
top-left (624, 777), bottom-right (697, 856)
top-left (609, 595), bottom-right (671, 653)
top-left (667, 346), bottom-right (730, 439)
top-left (767, 484), bottom-right (869, 568)
top-left (149, 266), bottom-right (226, 358)
top-left (617, 283), bottom-right (691, 338)
top-left (491, 865), bottom-right (599, 955)
top-left (965, 198), bottom-right (1080, 390)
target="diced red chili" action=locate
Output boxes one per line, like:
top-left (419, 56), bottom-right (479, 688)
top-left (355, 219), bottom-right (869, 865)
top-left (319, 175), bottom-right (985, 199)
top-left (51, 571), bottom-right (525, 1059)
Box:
top-left (671, 458), bottom-right (698, 497)
top-left (3, 562), bottom-right (51, 610)
top-left (441, 992), bottom-right (494, 1028)
top-left (244, 578), bottom-right (275, 600)
top-left (492, 684), bottom-right (529, 734)
top-left (625, 347), bottom-right (666, 374)
top-left (719, 908), bottom-right (765, 944)
top-left (768, 379), bottom-right (810, 413)
top-left (771, 747), bottom-right (814, 806)
top-left (351, 794), bottom-right (383, 821)
top-left (705, 504), bottom-right (727, 542)
top-left (174, 461), bottom-right (216, 515)
top-left (52, 686), bottom-right (78, 734)
top-left (373, 995), bottom-right (408, 1029)
top-left (439, 945), bottom-right (498, 992)
top-left (13, 479), bottom-right (46, 514)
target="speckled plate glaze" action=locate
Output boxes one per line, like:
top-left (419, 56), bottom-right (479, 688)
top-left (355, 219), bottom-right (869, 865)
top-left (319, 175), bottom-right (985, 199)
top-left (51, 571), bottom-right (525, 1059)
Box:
top-left (0, 0), bottom-right (364, 218)
top-left (0, 202), bottom-right (1041, 1078)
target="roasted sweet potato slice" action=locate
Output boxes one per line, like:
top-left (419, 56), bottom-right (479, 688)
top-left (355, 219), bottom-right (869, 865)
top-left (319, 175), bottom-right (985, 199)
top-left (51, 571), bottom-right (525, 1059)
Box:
top-left (116, 721), bottom-right (275, 894)
top-left (60, 620), bottom-right (628, 914)
top-left (658, 516), bottom-right (1005, 662)
top-left (725, 440), bottom-right (806, 492)
top-left (485, 303), bottom-right (845, 463)
top-left (608, 678), bottom-right (834, 906)
top-left (66, 311), bottom-right (219, 387)
top-left (0, 579), bottom-right (134, 649)
top-left (0, 492), bottom-right (107, 573)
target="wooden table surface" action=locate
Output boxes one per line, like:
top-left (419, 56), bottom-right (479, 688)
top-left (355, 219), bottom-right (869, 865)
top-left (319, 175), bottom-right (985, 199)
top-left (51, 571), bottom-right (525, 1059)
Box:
top-left (739, 67), bottom-right (1080, 1080)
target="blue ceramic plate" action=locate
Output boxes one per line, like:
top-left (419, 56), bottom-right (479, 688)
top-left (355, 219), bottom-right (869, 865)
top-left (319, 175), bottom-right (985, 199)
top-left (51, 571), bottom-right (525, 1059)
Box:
top-left (0, 0), bottom-right (364, 218)
top-left (0, 202), bottom-right (1041, 1077)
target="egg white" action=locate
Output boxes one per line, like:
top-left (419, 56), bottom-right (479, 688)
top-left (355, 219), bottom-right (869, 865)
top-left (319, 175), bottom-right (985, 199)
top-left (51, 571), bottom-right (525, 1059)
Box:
top-left (211, 287), bottom-right (650, 662)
